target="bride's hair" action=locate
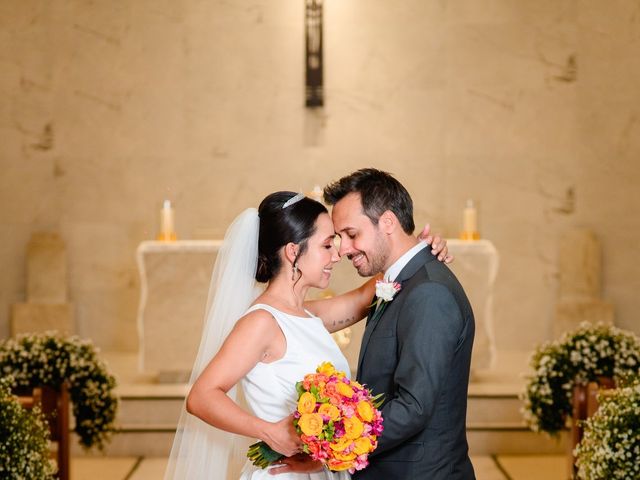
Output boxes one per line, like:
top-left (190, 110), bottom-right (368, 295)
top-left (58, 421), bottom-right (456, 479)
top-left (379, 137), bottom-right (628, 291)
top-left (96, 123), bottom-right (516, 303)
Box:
top-left (256, 191), bottom-right (327, 283)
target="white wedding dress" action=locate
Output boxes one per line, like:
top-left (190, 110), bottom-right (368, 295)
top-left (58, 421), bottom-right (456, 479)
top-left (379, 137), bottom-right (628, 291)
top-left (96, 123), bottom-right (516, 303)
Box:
top-left (239, 303), bottom-right (352, 480)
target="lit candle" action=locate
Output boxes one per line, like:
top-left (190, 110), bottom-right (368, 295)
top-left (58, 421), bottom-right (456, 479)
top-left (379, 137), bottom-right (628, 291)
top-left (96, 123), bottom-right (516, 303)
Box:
top-left (308, 185), bottom-right (323, 203)
top-left (460, 199), bottom-right (480, 240)
top-left (158, 200), bottom-right (177, 241)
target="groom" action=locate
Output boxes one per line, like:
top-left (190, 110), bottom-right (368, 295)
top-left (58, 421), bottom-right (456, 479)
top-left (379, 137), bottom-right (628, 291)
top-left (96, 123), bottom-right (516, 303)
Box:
top-left (274, 168), bottom-right (476, 479)
top-left (325, 169), bottom-right (476, 479)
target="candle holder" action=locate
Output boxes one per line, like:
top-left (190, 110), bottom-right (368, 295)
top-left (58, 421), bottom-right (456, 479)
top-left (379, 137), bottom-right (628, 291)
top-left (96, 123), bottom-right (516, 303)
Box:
top-left (459, 231), bottom-right (480, 241)
top-left (157, 200), bottom-right (177, 241)
top-left (459, 199), bottom-right (480, 240)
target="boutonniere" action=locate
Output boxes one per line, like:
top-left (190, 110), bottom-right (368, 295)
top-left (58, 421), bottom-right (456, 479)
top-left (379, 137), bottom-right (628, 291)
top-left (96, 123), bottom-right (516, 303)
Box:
top-left (368, 280), bottom-right (402, 325)
top-left (375, 280), bottom-right (402, 302)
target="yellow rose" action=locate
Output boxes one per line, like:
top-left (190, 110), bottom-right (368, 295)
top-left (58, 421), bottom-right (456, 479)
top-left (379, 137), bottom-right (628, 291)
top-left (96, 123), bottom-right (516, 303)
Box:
top-left (329, 437), bottom-right (352, 452)
top-left (353, 436), bottom-right (372, 455)
top-left (318, 403), bottom-right (340, 421)
top-left (343, 416), bottom-right (364, 440)
top-left (317, 361), bottom-right (336, 376)
top-left (334, 451), bottom-right (357, 462)
top-left (327, 459), bottom-right (354, 471)
top-left (336, 382), bottom-right (354, 398)
top-left (298, 413), bottom-right (324, 436)
top-left (297, 392), bottom-right (317, 414)
top-left (356, 400), bottom-right (374, 422)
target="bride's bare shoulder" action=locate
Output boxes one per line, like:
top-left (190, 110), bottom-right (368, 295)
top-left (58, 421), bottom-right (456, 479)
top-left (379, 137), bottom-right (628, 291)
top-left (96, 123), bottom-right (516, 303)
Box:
top-left (233, 307), bottom-right (278, 334)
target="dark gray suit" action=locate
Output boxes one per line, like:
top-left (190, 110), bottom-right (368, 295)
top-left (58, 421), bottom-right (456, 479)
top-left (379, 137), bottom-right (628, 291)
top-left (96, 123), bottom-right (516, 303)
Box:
top-left (353, 247), bottom-right (475, 479)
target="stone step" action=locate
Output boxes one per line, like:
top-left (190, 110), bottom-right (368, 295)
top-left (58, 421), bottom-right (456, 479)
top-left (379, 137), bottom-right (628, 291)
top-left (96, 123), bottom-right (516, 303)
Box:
top-left (95, 350), bottom-right (551, 457)
top-left (116, 397), bottom-right (184, 428)
top-left (70, 431), bottom-right (175, 457)
top-left (467, 394), bottom-right (525, 427)
top-left (468, 429), bottom-right (568, 455)
top-left (72, 428), bottom-right (568, 457)
top-left (114, 389), bottom-right (528, 429)
top-left (84, 386), bottom-right (560, 458)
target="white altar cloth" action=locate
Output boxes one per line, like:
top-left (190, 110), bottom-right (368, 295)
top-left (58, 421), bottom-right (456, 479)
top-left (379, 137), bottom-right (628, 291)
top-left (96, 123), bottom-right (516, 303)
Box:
top-left (136, 239), bottom-right (498, 381)
top-left (136, 240), bottom-right (221, 381)
top-left (446, 240), bottom-right (499, 370)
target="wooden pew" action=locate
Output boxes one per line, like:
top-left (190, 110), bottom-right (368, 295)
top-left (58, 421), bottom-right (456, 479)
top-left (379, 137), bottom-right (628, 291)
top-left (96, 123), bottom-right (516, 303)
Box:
top-left (15, 384), bottom-right (70, 480)
top-left (569, 377), bottom-right (615, 479)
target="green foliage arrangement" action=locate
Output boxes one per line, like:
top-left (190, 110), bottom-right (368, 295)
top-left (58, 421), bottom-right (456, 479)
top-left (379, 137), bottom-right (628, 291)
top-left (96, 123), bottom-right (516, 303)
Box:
top-left (0, 377), bottom-right (55, 479)
top-left (0, 333), bottom-right (118, 450)
top-left (522, 323), bottom-right (640, 435)
top-left (574, 381), bottom-right (640, 479)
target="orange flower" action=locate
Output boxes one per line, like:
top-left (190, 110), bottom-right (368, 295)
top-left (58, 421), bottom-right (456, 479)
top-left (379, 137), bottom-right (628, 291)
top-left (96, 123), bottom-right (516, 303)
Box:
top-left (318, 403), bottom-right (340, 421)
top-left (297, 392), bottom-right (317, 414)
top-left (343, 416), bottom-right (364, 440)
top-left (329, 437), bottom-right (352, 452)
top-left (327, 459), bottom-right (354, 471)
top-left (336, 382), bottom-right (354, 398)
top-left (353, 436), bottom-right (372, 455)
top-left (356, 400), bottom-right (374, 422)
top-left (298, 413), bottom-right (324, 436)
top-left (302, 374), bottom-right (318, 390)
top-left (323, 384), bottom-right (342, 405)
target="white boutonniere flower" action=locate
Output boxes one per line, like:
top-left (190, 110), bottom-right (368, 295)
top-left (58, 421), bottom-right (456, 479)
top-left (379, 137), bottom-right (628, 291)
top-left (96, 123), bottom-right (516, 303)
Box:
top-left (375, 280), bottom-right (402, 302)
top-left (367, 280), bottom-right (402, 326)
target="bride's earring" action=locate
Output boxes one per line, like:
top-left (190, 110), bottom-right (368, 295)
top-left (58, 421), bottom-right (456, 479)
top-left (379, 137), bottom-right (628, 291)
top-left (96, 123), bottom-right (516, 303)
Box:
top-left (292, 262), bottom-right (298, 280)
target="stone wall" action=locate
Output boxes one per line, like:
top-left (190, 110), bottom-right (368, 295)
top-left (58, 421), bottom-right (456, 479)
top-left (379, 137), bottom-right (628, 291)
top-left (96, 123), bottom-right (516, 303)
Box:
top-left (1, 1), bottom-right (639, 351)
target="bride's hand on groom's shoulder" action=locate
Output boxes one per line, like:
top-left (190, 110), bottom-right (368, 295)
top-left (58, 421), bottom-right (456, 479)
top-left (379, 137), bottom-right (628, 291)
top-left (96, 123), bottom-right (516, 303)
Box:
top-left (418, 223), bottom-right (454, 264)
top-left (268, 454), bottom-right (323, 475)
top-left (262, 415), bottom-right (302, 458)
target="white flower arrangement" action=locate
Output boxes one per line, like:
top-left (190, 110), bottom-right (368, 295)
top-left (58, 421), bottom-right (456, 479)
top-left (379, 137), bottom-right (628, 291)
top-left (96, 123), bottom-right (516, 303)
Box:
top-left (0, 377), bottom-right (55, 478)
top-left (0, 333), bottom-right (118, 450)
top-left (374, 280), bottom-right (401, 302)
top-left (521, 322), bottom-right (640, 435)
top-left (574, 380), bottom-right (640, 479)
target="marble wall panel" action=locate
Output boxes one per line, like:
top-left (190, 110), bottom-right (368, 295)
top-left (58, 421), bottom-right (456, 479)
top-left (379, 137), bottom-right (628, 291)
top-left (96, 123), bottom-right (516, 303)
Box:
top-left (0, 225), bottom-right (31, 339)
top-left (1, 0), bottom-right (639, 353)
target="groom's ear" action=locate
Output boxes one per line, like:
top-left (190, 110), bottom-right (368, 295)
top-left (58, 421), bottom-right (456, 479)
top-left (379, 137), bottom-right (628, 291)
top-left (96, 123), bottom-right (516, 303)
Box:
top-left (379, 210), bottom-right (398, 235)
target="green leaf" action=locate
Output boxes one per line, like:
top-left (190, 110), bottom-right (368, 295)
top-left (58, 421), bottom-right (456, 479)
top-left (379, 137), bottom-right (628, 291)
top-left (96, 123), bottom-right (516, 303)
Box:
top-left (372, 392), bottom-right (385, 408)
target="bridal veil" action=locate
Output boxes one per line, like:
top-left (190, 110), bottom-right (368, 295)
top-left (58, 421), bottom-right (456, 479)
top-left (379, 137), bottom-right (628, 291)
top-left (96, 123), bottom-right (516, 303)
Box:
top-left (164, 208), bottom-right (260, 480)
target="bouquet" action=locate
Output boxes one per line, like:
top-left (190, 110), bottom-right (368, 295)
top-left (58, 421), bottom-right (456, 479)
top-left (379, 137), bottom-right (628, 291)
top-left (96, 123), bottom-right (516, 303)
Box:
top-left (247, 362), bottom-right (384, 473)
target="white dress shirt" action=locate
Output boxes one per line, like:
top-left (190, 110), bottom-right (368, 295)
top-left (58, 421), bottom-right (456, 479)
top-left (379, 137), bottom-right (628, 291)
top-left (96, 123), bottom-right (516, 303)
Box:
top-left (384, 241), bottom-right (428, 282)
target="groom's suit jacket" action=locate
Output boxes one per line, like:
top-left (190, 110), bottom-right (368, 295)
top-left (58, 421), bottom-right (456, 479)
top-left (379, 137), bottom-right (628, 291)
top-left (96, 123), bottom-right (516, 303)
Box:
top-left (353, 247), bottom-right (476, 480)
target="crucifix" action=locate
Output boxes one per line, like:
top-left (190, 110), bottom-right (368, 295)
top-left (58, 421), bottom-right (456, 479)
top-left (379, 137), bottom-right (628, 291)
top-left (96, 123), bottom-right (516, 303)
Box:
top-left (305, 0), bottom-right (323, 107)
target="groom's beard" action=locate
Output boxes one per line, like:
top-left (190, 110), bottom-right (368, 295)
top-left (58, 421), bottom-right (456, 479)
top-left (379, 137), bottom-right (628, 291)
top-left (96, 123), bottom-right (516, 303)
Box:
top-left (352, 232), bottom-right (389, 277)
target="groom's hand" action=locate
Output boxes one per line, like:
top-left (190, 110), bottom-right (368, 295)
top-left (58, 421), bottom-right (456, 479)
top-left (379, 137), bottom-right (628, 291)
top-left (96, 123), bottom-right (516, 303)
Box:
top-left (268, 454), bottom-right (323, 475)
top-left (418, 224), bottom-right (454, 264)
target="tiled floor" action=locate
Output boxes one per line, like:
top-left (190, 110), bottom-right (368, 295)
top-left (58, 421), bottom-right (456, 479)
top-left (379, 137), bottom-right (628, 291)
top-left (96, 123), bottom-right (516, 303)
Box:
top-left (496, 454), bottom-right (569, 480)
top-left (69, 455), bottom-right (569, 479)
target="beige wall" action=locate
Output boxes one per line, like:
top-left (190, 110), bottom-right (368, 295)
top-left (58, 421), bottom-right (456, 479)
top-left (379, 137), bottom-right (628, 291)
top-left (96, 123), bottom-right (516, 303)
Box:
top-left (1, 0), bottom-right (639, 352)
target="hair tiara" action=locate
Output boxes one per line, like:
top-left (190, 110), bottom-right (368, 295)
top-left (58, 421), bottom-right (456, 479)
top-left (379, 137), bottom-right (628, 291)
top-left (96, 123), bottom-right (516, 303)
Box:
top-left (282, 193), bottom-right (305, 209)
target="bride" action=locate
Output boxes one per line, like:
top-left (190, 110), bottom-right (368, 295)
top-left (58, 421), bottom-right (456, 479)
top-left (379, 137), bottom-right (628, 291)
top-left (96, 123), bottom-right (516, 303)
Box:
top-left (164, 191), bottom-right (449, 479)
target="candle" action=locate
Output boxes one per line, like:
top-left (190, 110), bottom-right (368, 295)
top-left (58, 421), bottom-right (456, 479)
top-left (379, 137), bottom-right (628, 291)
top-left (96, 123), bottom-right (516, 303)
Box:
top-left (460, 199), bottom-right (480, 240)
top-left (308, 185), bottom-right (323, 203)
top-left (158, 200), bottom-right (177, 241)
